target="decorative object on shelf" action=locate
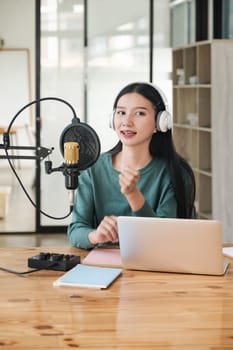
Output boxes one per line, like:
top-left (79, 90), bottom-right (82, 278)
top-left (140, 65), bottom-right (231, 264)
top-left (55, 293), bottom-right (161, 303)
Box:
top-left (189, 75), bottom-right (198, 85)
top-left (176, 68), bottom-right (185, 85)
top-left (186, 113), bottom-right (198, 126)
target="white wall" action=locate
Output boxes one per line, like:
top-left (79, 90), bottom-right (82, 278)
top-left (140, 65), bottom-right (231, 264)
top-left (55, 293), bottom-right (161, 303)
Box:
top-left (0, 0), bottom-right (35, 78)
top-left (0, 0), bottom-right (35, 168)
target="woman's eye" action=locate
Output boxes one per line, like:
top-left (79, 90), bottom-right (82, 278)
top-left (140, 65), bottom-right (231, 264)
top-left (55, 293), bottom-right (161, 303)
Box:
top-left (135, 111), bottom-right (146, 117)
top-left (115, 110), bottom-right (125, 116)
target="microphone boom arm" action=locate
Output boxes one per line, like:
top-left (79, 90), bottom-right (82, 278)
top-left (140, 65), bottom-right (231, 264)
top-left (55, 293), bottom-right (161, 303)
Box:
top-left (0, 143), bottom-right (54, 160)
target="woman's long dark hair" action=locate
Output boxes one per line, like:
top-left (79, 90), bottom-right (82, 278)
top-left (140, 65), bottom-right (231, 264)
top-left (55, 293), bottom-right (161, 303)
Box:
top-left (108, 82), bottom-right (196, 218)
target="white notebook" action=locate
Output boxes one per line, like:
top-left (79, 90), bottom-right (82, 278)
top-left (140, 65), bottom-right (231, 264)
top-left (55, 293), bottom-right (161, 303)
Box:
top-left (53, 264), bottom-right (122, 289)
top-left (223, 247), bottom-right (233, 259)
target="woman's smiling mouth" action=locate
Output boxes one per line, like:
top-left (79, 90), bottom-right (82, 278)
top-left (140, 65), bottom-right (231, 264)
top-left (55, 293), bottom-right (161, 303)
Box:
top-left (121, 130), bottom-right (137, 137)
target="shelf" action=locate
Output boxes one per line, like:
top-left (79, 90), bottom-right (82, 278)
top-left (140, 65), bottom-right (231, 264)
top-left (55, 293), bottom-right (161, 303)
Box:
top-left (173, 124), bottom-right (211, 132)
top-left (197, 43), bottom-right (211, 84)
top-left (197, 169), bottom-right (212, 177)
top-left (199, 131), bottom-right (211, 172)
top-left (172, 41), bottom-right (212, 219)
top-left (199, 174), bottom-right (212, 214)
top-left (173, 40), bottom-right (233, 236)
top-left (198, 212), bottom-right (213, 220)
top-left (184, 46), bottom-right (196, 84)
top-left (198, 88), bottom-right (211, 128)
top-left (173, 84), bottom-right (211, 88)
top-left (173, 87), bottom-right (197, 125)
top-left (173, 127), bottom-right (197, 166)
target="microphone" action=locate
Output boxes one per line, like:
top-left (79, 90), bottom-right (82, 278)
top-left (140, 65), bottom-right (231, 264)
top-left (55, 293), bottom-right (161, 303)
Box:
top-left (46, 116), bottom-right (101, 208)
top-left (60, 117), bottom-right (100, 172)
top-left (63, 141), bottom-right (80, 208)
top-left (63, 141), bottom-right (79, 190)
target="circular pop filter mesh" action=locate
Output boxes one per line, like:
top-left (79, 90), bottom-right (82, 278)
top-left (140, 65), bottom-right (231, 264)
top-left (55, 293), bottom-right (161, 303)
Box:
top-left (60, 118), bottom-right (101, 170)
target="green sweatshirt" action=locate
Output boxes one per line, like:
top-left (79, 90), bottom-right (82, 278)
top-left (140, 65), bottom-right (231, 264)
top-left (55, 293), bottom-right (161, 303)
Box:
top-left (67, 152), bottom-right (182, 249)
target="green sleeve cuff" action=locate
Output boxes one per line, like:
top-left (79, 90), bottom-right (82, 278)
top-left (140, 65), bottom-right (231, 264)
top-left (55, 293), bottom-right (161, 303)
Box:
top-left (132, 201), bottom-right (156, 217)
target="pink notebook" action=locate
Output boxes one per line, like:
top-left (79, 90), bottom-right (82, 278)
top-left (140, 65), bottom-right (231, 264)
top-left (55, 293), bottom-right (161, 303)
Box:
top-left (82, 247), bottom-right (122, 268)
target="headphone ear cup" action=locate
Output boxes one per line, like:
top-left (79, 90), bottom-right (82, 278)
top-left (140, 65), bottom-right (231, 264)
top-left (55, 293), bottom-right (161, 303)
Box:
top-left (156, 111), bottom-right (172, 132)
top-left (109, 111), bottom-right (115, 130)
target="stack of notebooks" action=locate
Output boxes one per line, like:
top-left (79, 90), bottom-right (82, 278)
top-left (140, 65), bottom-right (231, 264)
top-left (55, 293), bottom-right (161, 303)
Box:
top-left (53, 248), bottom-right (122, 289)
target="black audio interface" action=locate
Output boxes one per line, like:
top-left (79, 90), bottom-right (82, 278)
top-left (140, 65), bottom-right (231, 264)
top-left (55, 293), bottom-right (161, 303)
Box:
top-left (28, 252), bottom-right (80, 271)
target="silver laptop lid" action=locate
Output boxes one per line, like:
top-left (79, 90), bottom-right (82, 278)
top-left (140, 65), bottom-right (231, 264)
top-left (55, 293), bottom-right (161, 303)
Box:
top-left (118, 216), bottom-right (228, 276)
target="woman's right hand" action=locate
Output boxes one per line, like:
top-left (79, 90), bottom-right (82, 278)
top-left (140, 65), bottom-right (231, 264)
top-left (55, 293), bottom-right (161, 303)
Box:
top-left (88, 215), bottom-right (118, 245)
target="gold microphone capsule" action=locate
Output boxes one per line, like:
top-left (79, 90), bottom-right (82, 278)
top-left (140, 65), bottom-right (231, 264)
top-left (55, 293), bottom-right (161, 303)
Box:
top-left (64, 142), bottom-right (79, 164)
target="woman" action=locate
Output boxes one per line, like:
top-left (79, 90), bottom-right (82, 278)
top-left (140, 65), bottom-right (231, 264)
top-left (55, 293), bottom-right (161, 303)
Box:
top-left (68, 82), bottom-right (196, 249)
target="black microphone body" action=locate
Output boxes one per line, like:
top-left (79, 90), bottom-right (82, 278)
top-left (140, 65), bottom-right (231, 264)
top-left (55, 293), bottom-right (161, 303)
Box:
top-left (63, 166), bottom-right (80, 190)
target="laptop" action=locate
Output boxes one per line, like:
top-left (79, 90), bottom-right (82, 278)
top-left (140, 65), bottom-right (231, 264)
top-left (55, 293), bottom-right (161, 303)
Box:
top-left (117, 216), bottom-right (229, 276)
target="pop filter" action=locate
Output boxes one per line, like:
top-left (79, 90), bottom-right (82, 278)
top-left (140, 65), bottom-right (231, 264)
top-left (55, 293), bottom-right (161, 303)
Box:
top-left (60, 117), bottom-right (101, 171)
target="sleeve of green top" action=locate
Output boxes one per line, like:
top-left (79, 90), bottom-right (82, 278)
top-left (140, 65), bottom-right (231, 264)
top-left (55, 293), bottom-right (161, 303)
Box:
top-left (133, 183), bottom-right (177, 218)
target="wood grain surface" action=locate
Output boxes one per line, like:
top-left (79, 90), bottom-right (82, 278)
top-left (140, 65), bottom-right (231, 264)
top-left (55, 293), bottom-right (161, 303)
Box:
top-left (0, 246), bottom-right (233, 349)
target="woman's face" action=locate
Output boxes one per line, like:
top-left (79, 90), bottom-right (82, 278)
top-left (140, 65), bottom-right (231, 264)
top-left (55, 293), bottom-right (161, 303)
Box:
top-left (113, 92), bottom-right (157, 148)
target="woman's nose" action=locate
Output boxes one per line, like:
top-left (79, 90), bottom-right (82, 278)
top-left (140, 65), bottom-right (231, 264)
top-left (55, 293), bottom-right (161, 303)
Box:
top-left (121, 113), bottom-right (133, 124)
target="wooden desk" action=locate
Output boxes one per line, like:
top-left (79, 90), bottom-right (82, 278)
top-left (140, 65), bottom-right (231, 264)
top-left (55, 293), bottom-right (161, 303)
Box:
top-left (0, 247), bottom-right (233, 349)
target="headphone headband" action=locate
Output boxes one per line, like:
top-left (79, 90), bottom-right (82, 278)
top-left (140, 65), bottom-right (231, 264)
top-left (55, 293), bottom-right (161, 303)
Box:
top-left (131, 81), bottom-right (169, 112)
top-left (151, 83), bottom-right (170, 112)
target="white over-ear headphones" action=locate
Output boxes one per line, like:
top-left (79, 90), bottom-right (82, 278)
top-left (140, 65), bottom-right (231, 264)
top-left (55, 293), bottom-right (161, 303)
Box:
top-left (109, 82), bottom-right (172, 133)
